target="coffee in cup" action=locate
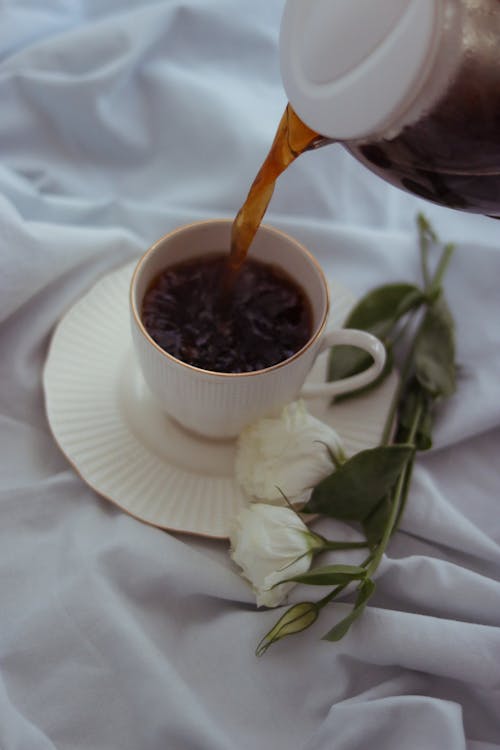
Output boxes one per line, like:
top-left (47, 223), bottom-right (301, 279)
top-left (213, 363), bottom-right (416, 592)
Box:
top-left (141, 253), bottom-right (312, 374)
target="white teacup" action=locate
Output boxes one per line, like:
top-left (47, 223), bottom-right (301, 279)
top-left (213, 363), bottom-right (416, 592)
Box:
top-left (130, 220), bottom-right (385, 439)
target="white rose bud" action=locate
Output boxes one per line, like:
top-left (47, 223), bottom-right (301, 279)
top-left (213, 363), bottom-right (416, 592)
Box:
top-left (255, 601), bottom-right (319, 656)
top-left (229, 503), bottom-right (325, 608)
top-left (235, 400), bottom-right (345, 507)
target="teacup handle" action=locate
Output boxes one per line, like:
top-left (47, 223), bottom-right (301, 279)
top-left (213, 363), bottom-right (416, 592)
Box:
top-left (300, 328), bottom-right (386, 398)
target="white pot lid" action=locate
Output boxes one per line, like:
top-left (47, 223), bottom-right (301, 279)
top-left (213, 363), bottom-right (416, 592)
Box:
top-left (280, 0), bottom-right (446, 140)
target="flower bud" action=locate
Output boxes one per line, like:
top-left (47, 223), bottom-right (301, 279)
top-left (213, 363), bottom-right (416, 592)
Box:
top-left (256, 602), bottom-right (319, 656)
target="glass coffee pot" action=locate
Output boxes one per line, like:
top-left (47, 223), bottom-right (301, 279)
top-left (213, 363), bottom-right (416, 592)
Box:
top-left (280, 0), bottom-right (500, 217)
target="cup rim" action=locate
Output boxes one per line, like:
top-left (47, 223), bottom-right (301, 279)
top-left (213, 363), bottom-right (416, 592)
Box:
top-left (130, 219), bottom-right (331, 378)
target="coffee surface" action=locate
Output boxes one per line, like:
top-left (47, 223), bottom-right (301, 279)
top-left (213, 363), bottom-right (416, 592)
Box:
top-left (142, 253), bottom-right (312, 373)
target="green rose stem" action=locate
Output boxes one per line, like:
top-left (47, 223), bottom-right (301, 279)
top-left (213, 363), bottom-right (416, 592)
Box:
top-left (321, 540), bottom-right (368, 551)
top-left (302, 375), bottom-right (426, 646)
top-left (256, 216), bottom-right (456, 654)
top-left (363, 231), bottom-right (456, 580)
top-left (418, 212), bottom-right (455, 297)
top-left (314, 550), bottom-right (374, 608)
top-left (365, 400), bottom-right (422, 578)
top-left (257, 371), bottom-right (426, 654)
top-left (277, 536), bottom-right (369, 577)
top-left (380, 237), bottom-right (455, 448)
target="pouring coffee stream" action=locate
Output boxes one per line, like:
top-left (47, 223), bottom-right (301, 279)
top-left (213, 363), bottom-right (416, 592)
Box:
top-left (225, 104), bottom-right (330, 286)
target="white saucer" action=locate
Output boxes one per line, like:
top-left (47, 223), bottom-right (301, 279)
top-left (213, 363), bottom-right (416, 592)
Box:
top-left (43, 262), bottom-right (398, 538)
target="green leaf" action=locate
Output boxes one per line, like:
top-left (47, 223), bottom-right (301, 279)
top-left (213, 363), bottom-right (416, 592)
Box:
top-left (362, 495), bottom-right (393, 549)
top-left (303, 445), bottom-right (414, 522)
top-left (328, 283), bottom-right (423, 385)
top-left (281, 564), bottom-right (366, 587)
top-left (323, 578), bottom-right (376, 641)
top-left (256, 602), bottom-right (319, 656)
top-left (344, 283), bottom-right (424, 332)
top-left (414, 295), bottom-right (456, 398)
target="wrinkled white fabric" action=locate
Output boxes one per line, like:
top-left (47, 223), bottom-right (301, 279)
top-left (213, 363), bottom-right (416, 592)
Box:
top-left (0, 2), bottom-right (499, 749)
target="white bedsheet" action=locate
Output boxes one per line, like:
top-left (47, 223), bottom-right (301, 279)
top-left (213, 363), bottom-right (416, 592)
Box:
top-left (1, 2), bottom-right (499, 749)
